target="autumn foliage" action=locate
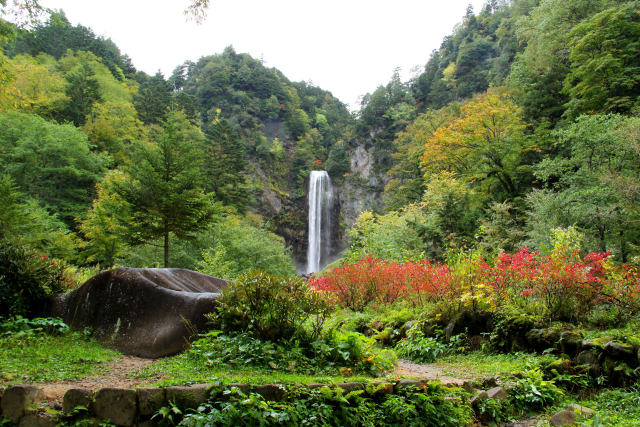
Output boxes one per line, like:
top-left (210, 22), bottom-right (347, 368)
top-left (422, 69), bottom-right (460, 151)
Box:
top-left (310, 250), bottom-right (640, 318)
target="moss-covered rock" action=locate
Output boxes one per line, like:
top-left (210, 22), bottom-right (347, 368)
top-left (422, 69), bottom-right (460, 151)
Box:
top-left (545, 358), bottom-right (572, 375)
top-left (558, 330), bottom-right (583, 357)
top-left (603, 341), bottom-right (637, 363)
top-left (581, 337), bottom-right (612, 351)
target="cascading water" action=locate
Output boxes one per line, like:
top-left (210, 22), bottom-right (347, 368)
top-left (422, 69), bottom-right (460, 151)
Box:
top-left (307, 170), bottom-right (332, 273)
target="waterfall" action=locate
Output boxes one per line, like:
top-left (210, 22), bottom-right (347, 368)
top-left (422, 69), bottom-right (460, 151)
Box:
top-left (307, 170), bottom-right (332, 273)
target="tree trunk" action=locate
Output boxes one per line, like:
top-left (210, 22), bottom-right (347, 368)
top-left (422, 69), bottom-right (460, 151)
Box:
top-left (164, 225), bottom-right (170, 268)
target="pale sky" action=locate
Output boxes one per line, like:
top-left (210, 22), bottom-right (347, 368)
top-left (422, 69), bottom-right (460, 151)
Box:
top-left (37, 0), bottom-right (487, 111)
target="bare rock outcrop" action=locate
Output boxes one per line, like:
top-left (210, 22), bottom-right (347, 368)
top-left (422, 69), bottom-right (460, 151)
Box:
top-left (50, 268), bottom-right (227, 358)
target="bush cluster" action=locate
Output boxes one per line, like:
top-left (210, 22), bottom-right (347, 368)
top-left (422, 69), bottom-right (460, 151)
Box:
top-left (211, 270), bottom-right (333, 341)
top-left (0, 238), bottom-right (73, 317)
top-left (311, 246), bottom-right (640, 321)
top-left (159, 383), bottom-right (472, 427)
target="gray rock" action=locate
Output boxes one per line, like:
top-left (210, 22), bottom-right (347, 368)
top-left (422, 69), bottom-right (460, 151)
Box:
top-left (18, 412), bottom-right (57, 427)
top-left (566, 404), bottom-right (595, 418)
top-left (486, 386), bottom-right (508, 401)
top-left (137, 387), bottom-right (166, 417)
top-left (550, 409), bottom-right (577, 426)
top-left (559, 330), bottom-right (583, 356)
top-left (576, 350), bottom-right (600, 376)
top-left (93, 388), bottom-right (137, 427)
top-left (1, 385), bottom-right (45, 423)
top-left (166, 384), bottom-right (212, 410)
top-left (50, 268), bottom-right (227, 358)
top-left (63, 388), bottom-right (94, 414)
top-left (604, 342), bottom-right (636, 360)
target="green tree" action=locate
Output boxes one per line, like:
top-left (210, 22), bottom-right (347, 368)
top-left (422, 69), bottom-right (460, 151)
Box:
top-left (203, 115), bottom-right (250, 212)
top-left (197, 215), bottom-right (296, 279)
top-left (564, 2), bottom-right (640, 117)
top-left (531, 114), bottom-right (640, 260)
top-left (325, 141), bottom-right (350, 179)
top-left (62, 61), bottom-right (103, 126)
top-left (0, 111), bottom-right (107, 226)
top-left (134, 71), bottom-right (171, 125)
top-left (0, 174), bottom-right (77, 261)
top-left (115, 111), bottom-right (214, 267)
top-left (78, 170), bottom-right (130, 267)
top-left (422, 88), bottom-right (527, 201)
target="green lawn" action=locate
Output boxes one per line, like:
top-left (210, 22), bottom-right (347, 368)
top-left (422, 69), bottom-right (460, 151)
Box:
top-left (433, 351), bottom-right (555, 379)
top-left (134, 351), bottom-right (382, 387)
top-left (0, 333), bottom-right (120, 384)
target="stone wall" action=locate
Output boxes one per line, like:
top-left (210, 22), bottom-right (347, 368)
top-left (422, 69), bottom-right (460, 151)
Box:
top-left (0, 379), bottom-right (459, 426)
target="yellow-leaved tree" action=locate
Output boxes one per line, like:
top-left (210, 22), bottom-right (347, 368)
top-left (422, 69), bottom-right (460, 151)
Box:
top-left (422, 87), bottom-right (528, 200)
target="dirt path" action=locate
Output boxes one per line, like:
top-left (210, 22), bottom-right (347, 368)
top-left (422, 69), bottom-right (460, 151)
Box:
top-left (393, 359), bottom-right (471, 385)
top-left (33, 358), bottom-right (472, 407)
top-left (37, 356), bottom-right (157, 407)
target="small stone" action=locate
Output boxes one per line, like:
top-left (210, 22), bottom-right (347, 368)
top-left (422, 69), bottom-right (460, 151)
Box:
top-left (137, 387), bottom-right (165, 417)
top-left (62, 388), bottom-right (94, 414)
top-left (566, 404), bottom-right (595, 418)
top-left (481, 377), bottom-right (497, 388)
top-left (604, 342), bottom-right (635, 360)
top-left (18, 412), bottom-right (57, 427)
top-left (575, 350), bottom-right (600, 377)
top-left (93, 388), bottom-right (137, 427)
top-left (462, 381), bottom-right (475, 393)
top-left (470, 390), bottom-right (488, 407)
top-left (546, 358), bottom-right (572, 375)
top-left (550, 409), bottom-right (577, 426)
top-left (582, 337), bottom-right (611, 351)
top-left (226, 383), bottom-right (250, 394)
top-left (558, 330), bottom-right (583, 356)
top-left (252, 384), bottom-right (287, 401)
top-left (335, 382), bottom-right (364, 393)
top-left (394, 379), bottom-right (429, 392)
top-left (1, 385), bottom-right (45, 423)
top-left (366, 382), bottom-right (393, 397)
top-left (166, 384), bottom-right (212, 410)
top-left (486, 386), bottom-right (508, 401)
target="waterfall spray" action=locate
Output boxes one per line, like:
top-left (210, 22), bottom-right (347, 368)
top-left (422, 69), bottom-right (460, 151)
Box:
top-left (307, 170), bottom-right (332, 273)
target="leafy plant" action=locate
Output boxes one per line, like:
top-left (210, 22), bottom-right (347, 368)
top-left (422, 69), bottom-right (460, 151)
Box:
top-left (212, 270), bottom-right (333, 341)
top-left (507, 369), bottom-right (563, 413)
top-left (0, 238), bottom-right (73, 317)
top-left (0, 316), bottom-right (68, 337)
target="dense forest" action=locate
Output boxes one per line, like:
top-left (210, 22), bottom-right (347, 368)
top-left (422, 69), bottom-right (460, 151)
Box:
top-left (1, 0), bottom-right (640, 279)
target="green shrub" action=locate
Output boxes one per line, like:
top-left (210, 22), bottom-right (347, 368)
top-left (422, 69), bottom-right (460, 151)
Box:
top-left (317, 330), bottom-right (397, 375)
top-left (0, 238), bottom-right (71, 317)
top-left (211, 270), bottom-right (333, 341)
top-left (395, 333), bottom-right (447, 363)
top-left (0, 316), bottom-right (68, 337)
top-left (188, 329), bottom-right (396, 377)
top-left (169, 383), bottom-right (472, 426)
top-left (507, 369), bottom-right (563, 413)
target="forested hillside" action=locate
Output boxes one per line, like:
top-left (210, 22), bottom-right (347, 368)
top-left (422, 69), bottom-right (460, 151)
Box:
top-left (0, 9), bottom-right (352, 274)
top-left (351, 0), bottom-right (640, 265)
top-left (1, 0), bottom-right (640, 278)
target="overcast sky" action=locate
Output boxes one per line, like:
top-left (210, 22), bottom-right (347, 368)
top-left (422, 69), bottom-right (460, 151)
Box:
top-left (37, 0), bottom-right (487, 111)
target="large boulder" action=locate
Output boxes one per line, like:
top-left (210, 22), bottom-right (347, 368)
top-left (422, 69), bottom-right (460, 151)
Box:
top-left (49, 268), bottom-right (227, 358)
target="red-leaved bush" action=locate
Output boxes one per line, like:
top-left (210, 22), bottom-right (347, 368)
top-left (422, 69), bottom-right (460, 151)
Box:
top-left (311, 249), bottom-right (640, 318)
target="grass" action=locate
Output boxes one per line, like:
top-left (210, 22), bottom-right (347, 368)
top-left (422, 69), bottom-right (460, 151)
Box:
top-left (134, 351), bottom-right (382, 387)
top-left (433, 351), bottom-right (555, 379)
top-left (0, 332), bottom-right (120, 384)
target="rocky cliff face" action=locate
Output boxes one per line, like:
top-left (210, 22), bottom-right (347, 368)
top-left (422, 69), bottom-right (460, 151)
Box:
top-left (250, 141), bottom-right (387, 271)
